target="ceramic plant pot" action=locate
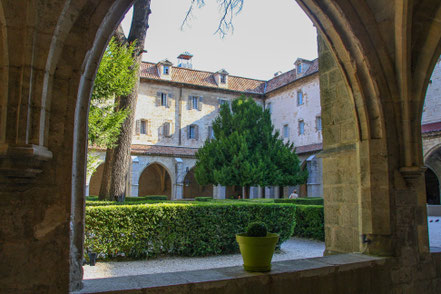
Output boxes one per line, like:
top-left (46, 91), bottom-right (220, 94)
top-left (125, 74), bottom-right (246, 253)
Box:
top-left (236, 233), bottom-right (279, 272)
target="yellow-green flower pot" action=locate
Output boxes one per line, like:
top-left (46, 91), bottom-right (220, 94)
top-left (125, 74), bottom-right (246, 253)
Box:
top-left (236, 233), bottom-right (279, 272)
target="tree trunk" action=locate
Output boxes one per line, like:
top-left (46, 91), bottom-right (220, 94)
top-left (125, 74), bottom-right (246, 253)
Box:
top-left (98, 148), bottom-right (114, 200)
top-left (106, 0), bottom-right (152, 201)
top-left (244, 186), bottom-right (250, 199)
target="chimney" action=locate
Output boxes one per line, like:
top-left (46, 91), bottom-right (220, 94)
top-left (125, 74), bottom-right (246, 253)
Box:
top-left (274, 71), bottom-right (282, 77)
top-left (177, 52), bottom-right (193, 69)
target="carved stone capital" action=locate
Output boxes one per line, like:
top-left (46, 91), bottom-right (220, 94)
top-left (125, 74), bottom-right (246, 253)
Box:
top-left (0, 144), bottom-right (53, 183)
top-left (399, 166), bottom-right (427, 187)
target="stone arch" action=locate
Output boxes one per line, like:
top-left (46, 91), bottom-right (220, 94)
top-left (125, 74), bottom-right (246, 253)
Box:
top-left (138, 162), bottom-right (172, 199)
top-left (425, 144), bottom-right (441, 205)
top-left (183, 167), bottom-right (213, 199)
top-left (425, 167), bottom-right (440, 205)
top-left (88, 163), bottom-right (105, 196)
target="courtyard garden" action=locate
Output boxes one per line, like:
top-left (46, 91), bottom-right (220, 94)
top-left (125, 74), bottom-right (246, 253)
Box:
top-left (84, 196), bottom-right (324, 262)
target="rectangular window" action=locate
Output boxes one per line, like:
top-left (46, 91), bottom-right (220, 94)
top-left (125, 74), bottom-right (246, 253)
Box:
top-left (188, 125), bottom-right (196, 139)
top-left (298, 120), bottom-right (305, 135)
top-left (192, 96), bottom-right (199, 109)
top-left (297, 64), bottom-right (302, 74)
top-left (140, 120), bottom-right (147, 135)
top-left (163, 66), bottom-right (169, 75)
top-left (220, 74), bottom-right (226, 84)
top-left (163, 122), bottom-right (171, 137)
top-left (160, 92), bottom-right (167, 106)
top-left (297, 91), bottom-right (303, 105)
top-left (219, 98), bottom-right (228, 106)
top-left (267, 102), bottom-right (272, 114)
top-left (283, 124), bottom-right (289, 138)
top-left (316, 116), bottom-right (322, 131)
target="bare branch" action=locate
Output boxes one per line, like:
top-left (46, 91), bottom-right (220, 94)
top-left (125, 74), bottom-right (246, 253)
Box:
top-left (181, 0), bottom-right (244, 37)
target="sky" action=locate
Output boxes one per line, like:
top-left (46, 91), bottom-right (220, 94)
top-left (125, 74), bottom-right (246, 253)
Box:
top-left (121, 0), bottom-right (317, 81)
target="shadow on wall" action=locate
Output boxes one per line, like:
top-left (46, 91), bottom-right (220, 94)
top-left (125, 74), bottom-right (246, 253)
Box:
top-left (138, 163), bottom-right (172, 199)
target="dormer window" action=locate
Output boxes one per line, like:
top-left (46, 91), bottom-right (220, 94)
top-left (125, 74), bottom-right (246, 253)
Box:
top-left (157, 59), bottom-right (173, 80)
top-left (220, 74), bottom-right (226, 84)
top-left (297, 63), bottom-right (302, 74)
top-left (215, 69), bottom-right (229, 87)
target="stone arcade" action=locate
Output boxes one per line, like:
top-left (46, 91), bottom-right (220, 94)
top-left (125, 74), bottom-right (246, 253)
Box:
top-left (1, 1), bottom-right (441, 293)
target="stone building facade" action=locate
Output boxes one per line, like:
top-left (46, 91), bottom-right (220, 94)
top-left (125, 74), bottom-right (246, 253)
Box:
top-left (3, 1), bottom-right (441, 292)
top-left (87, 56), bottom-right (323, 200)
top-left (88, 55), bottom-right (441, 203)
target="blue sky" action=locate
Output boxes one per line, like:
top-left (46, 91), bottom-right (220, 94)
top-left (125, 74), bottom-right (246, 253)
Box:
top-left (122, 0), bottom-right (317, 80)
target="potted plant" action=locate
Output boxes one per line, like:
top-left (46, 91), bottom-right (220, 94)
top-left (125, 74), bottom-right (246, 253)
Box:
top-left (236, 221), bottom-right (279, 272)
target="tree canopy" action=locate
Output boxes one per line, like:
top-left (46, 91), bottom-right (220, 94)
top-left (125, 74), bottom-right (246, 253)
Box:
top-left (194, 96), bottom-right (308, 193)
top-left (88, 37), bottom-right (137, 149)
top-left (87, 37), bottom-right (137, 176)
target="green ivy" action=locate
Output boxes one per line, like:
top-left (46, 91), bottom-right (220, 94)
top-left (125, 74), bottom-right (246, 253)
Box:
top-left (85, 202), bottom-right (296, 260)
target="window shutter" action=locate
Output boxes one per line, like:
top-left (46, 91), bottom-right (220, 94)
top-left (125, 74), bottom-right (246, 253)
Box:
top-left (195, 125), bottom-right (199, 140)
top-left (187, 125), bottom-right (190, 139)
top-left (156, 92), bottom-right (162, 107)
top-left (135, 120), bottom-right (140, 135)
top-left (167, 93), bottom-right (173, 108)
top-left (147, 120), bottom-right (152, 136)
top-left (187, 96), bottom-right (192, 110)
top-left (198, 96), bottom-right (203, 111)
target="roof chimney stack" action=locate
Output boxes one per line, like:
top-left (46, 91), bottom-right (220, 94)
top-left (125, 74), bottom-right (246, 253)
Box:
top-left (177, 52), bottom-right (193, 69)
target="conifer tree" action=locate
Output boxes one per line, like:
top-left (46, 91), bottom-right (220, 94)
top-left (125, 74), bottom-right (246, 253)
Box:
top-left (194, 96), bottom-right (308, 198)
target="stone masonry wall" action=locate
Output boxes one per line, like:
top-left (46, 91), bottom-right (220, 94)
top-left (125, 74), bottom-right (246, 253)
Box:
top-left (266, 74), bottom-right (322, 148)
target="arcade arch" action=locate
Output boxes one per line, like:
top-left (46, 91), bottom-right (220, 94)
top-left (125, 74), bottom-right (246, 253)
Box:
top-left (183, 168), bottom-right (213, 199)
top-left (1, 0), bottom-right (441, 293)
top-left (425, 144), bottom-right (441, 205)
top-left (138, 163), bottom-right (172, 199)
top-left (88, 163), bottom-right (105, 196)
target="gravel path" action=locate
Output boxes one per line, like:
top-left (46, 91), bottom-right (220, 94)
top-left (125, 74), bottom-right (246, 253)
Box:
top-left (83, 219), bottom-right (441, 280)
top-left (83, 237), bottom-right (325, 280)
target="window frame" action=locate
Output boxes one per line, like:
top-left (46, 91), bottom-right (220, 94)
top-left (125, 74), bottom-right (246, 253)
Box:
top-left (191, 96), bottom-right (199, 110)
top-left (298, 120), bottom-right (305, 135)
top-left (160, 92), bottom-right (167, 107)
top-left (297, 91), bottom-right (303, 106)
top-left (316, 116), bottom-right (322, 131)
top-left (163, 66), bottom-right (169, 75)
top-left (189, 125), bottom-right (196, 139)
top-left (283, 124), bottom-right (289, 138)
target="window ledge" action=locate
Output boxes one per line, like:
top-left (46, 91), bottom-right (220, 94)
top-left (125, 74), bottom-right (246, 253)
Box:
top-left (73, 253), bottom-right (387, 294)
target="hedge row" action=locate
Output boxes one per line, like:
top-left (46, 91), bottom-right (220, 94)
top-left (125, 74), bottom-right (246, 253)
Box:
top-left (292, 204), bottom-right (324, 241)
top-left (86, 195), bottom-right (168, 202)
top-left (274, 197), bottom-right (323, 206)
top-left (85, 202), bottom-right (296, 260)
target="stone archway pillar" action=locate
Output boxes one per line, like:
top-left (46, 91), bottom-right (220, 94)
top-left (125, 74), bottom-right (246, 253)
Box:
top-left (212, 185), bottom-right (226, 199)
top-left (174, 158), bottom-right (184, 200)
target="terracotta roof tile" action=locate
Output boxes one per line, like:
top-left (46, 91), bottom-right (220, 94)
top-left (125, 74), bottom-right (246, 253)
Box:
top-left (422, 122), bottom-right (441, 133)
top-left (131, 144), bottom-right (198, 157)
top-left (140, 63), bottom-right (266, 94)
top-left (296, 143), bottom-right (323, 154)
top-left (265, 59), bottom-right (318, 93)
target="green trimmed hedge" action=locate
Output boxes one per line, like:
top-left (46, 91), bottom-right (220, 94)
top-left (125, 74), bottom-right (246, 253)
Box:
top-left (293, 204), bottom-right (324, 241)
top-left (138, 195), bottom-right (168, 201)
top-left (85, 200), bottom-right (171, 207)
top-left (275, 197), bottom-right (324, 206)
top-left (85, 202), bottom-right (296, 260)
top-left (194, 197), bottom-right (213, 202)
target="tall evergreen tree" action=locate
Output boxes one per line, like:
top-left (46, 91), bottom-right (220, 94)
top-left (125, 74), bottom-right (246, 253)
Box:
top-left (194, 96), bottom-right (308, 198)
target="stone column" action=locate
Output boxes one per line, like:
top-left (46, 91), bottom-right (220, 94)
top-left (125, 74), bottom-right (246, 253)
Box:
top-left (215, 185), bottom-right (226, 199)
top-left (174, 158), bottom-right (184, 200)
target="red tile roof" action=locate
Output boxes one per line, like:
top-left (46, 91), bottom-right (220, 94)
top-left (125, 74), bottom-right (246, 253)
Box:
top-left (140, 63), bottom-right (266, 94)
top-left (140, 58), bottom-right (319, 95)
top-left (266, 59), bottom-right (318, 93)
top-left (295, 143), bottom-right (323, 154)
top-left (131, 144), bottom-right (198, 157)
top-left (422, 122), bottom-right (441, 133)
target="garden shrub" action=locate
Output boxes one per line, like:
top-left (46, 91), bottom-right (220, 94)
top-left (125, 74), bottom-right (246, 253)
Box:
top-left (194, 197), bottom-right (213, 202)
top-left (274, 197), bottom-right (323, 206)
top-left (85, 200), bottom-right (170, 207)
top-left (135, 195), bottom-right (168, 201)
top-left (85, 202), bottom-right (296, 260)
top-left (292, 204), bottom-right (324, 241)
